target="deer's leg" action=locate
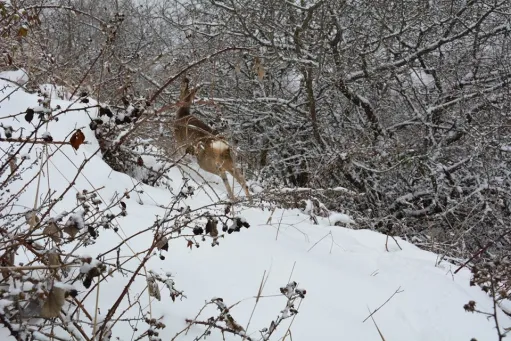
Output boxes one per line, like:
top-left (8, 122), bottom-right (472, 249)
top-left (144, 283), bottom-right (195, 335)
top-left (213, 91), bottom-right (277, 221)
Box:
top-left (228, 167), bottom-right (252, 204)
top-left (218, 170), bottom-right (236, 202)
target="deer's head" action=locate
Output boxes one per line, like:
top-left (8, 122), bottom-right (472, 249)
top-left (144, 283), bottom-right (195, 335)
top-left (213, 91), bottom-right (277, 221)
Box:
top-left (176, 77), bottom-right (201, 118)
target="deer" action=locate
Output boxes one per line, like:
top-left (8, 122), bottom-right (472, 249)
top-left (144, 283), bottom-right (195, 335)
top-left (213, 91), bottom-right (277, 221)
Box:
top-left (172, 77), bottom-right (252, 203)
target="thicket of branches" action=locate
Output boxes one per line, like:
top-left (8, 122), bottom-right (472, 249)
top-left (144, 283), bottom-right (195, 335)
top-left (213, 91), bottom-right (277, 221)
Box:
top-left (0, 1), bottom-right (310, 340)
top-left (1, 0), bottom-right (511, 336)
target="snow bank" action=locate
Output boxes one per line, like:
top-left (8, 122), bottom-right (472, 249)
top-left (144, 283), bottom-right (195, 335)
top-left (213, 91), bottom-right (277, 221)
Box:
top-left (0, 72), bottom-right (509, 341)
top-left (326, 212), bottom-right (356, 225)
top-left (0, 68), bottom-right (29, 85)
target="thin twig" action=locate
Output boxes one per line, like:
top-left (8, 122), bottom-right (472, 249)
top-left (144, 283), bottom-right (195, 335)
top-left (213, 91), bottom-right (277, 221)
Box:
top-left (307, 231), bottom-right (332, 252)
top-left (0, 137), bottom-right (88, 146)
top-left (367, 306), bottom-right (387, 341)
top-left (244, 270), bottom-right (267, 335)
top-left (363, 286), bottom-right (403, 323)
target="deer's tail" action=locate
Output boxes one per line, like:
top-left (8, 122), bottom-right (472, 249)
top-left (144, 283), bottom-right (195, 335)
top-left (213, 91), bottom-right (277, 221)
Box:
top-left (210, 139), bottom-right (230, 153)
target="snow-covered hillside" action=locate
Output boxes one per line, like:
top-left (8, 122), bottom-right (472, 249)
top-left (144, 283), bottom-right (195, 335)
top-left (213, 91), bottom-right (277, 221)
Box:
top-left (0, 71), bottom-right (508, 341)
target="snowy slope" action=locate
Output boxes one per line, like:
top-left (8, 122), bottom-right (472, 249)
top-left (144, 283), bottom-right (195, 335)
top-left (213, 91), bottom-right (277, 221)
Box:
top-left (0, 71), bottom-right (509, 341)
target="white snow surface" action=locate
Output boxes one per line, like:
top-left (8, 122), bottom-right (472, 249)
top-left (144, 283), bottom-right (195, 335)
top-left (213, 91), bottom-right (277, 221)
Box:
top-left (0, 68), bottom-right (29, 85)
top-left (0, 72), bottom-right (509, 340)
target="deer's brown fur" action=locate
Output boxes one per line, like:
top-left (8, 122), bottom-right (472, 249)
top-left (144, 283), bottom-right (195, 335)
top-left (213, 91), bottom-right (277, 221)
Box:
top-left (172, 77), bottom-right (252, 203)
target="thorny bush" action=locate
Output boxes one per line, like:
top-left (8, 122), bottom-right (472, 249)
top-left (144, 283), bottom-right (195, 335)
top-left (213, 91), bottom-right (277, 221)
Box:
top-left (0, 72), bottom-right (304, 340)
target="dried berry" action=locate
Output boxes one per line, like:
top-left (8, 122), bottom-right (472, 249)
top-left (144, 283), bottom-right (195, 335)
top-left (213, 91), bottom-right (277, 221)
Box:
top-left (88, 226), bottom-right (97, 238)
top-left (83, 277), bottom-right (92, 289)
top-left (25, 108), bottom-right (34, 123)
top-left (42, 133), bottom-right (53, 142)
top-left (99, 106), bottom-right (113, 118)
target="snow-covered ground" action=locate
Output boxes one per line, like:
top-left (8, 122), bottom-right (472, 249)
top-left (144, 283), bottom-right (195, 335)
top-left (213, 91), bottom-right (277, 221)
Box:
top-left (0, 70), bottom-right (509, 340)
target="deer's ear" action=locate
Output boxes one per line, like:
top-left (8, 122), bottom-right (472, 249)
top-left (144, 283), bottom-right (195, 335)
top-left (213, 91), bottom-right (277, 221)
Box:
top-left (179, 77), bottom-right (190, 101)
top-left (189, 86), bottom-right (199, 100)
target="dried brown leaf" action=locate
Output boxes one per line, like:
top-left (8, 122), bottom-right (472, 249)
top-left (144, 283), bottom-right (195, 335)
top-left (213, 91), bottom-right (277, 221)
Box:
top-left (40, 287), bottom-right (66, 318)
top-left (47, 251), bottom-right (61, 267)
top-left (225, 315), bottom-right (244, 332)
top-left (63, 220), bottom-right (79, 239)
top-left (43, 221), bottom-right (62, 243)
top-left (8, 155), bottom-right (16, 174)
top-left (156, 234), bottom-right (169, 251)
top-left (69, 129), bottom-right (85, 150)
top-left (25, 211), bottom-right (39, 229)
top-left (1, 251), bottom-right (15, 280)
top-left (147, 277), bottom-right (161, 301)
